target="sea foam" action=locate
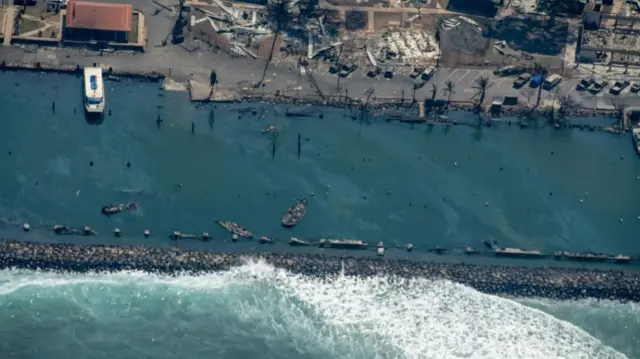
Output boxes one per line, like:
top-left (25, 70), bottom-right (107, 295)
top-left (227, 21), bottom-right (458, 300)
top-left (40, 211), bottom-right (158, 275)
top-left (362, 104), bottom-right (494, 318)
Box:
top-left (0, 259), bottom-right (630, 359)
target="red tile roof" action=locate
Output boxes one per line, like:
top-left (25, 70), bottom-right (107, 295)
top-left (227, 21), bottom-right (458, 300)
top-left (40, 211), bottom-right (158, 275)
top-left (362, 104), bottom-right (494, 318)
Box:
top-left (66, 1), bottom-right (133, 32)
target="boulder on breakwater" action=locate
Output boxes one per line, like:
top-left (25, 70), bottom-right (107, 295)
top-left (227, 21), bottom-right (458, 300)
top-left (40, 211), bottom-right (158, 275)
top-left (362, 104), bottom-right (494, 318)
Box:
top-left (1, 239), bottom-right (639, 302)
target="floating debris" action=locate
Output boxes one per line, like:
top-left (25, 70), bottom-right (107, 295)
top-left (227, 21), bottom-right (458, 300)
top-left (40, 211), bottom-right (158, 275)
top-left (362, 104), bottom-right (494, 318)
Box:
top-left (262, 124), bottom-right (277, 134)
top-left (101, 202), bottom-right (139, 216)
top-left (281, 198), bottom-right (308, 228)
top-left (216, 220), bottom-right (253, 238)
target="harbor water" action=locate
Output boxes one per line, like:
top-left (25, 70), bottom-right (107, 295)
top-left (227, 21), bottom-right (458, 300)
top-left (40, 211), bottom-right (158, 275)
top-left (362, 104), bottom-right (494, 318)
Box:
top-left (1, 71), bottom-right (640, 358)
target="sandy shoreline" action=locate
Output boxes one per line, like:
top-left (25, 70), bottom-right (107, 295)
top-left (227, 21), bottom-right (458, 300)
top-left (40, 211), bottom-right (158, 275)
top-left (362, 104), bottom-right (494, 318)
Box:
top-left (2, 239), bottom-right (639, 302)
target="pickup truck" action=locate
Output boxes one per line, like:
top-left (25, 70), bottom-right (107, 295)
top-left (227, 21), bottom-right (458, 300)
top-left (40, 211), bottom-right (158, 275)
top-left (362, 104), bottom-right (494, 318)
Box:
top-left (576, 77), bottom-right (595, 91)
top-left (589, 79), bottom-right (608, 94)
top-left (513, 73), bottom-right (531, 88)
top-left (609, 80), bottom-right (630, 95)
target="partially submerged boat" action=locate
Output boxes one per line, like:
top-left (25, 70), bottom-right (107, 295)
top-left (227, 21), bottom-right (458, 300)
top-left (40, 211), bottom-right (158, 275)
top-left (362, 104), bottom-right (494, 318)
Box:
top-left (281, 198), bottom-right (308, 228)
top-left (53, 225), bottom-right (97, 236)
top-left (258, 236), bottom-right (273, 244)
top-left (288, 237), bottom-right (310, 246)
top-left (216, 220), bottom-right (254, 238)
top-left (101, 202), bottom-right (139, 216)
top-left (319, 238), bottom-right (368, 249)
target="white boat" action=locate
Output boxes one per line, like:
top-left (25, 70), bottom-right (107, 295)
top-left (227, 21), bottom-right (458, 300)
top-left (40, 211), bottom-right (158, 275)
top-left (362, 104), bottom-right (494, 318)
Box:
top-left (83, 67), bottom-right (105, 113)
top-left (633, 127), bottom-right (640, 155)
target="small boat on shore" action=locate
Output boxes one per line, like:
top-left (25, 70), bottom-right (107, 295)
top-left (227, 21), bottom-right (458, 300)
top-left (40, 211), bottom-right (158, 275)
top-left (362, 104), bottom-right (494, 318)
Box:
top-left (101, 202), bottom-right (139, 216)
top-left (288, 237), bottom-right (310, 246)
top-left (281, 198), bottom-right (308, 228)
top-left (262, 124), bottom-right (277, 134)
top-left (216, 220), bottom-right (253, 238)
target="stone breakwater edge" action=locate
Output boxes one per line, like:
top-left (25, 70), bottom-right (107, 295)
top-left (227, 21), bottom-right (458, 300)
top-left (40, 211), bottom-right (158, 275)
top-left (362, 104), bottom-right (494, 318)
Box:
top-left (0, 61), bottom-right (629, 130)
top-left (2, 239), bottom-right (640, 302)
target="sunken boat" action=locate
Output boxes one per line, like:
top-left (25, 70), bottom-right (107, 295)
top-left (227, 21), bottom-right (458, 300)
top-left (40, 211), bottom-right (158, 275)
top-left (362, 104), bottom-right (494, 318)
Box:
top-left (216, 220), bottom-right (254, 238)
top-left (101, 202), bottom-right (139, 216)
top-left (281, 198), bottom-right (308, 228)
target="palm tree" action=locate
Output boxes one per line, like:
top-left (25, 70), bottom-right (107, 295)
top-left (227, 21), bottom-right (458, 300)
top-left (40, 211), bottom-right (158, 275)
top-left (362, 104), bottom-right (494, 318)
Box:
top-left (430, 83), bottom-right (438, 102)
top-left (442, 80), bottom-right (455, 109)
top-left (208, 70), bottom-right (217, 100)
top-left (533, 62), bottom-right (549, 108)
top-left (434, 17), bottom-right (443, 68)
top-left (472, 76), bottom-right (491, 108)
top-left (256, 0), bottom-right (293, 88)
top-left (471, 76), bottom-right (491, 126)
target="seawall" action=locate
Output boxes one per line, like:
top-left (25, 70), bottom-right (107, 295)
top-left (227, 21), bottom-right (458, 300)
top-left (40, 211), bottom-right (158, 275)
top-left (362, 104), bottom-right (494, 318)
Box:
top-left (1, 239), bottom-right (639, 302)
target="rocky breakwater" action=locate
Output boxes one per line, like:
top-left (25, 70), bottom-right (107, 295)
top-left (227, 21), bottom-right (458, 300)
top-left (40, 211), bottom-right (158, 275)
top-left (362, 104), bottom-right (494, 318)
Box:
top-left (1, 239), bottom-right (639, 302)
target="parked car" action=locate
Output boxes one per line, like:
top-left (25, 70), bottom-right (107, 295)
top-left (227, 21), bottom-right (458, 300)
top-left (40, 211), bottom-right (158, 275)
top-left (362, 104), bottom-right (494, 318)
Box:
top-left (367, 67), bottom-right (381, 78)
top-left (610, 80), bottom-right (630, 95)
top-left (493, 65), bottom-right (526, 77)
top-left (409, 67), bottom-right (424, 79)
top-left (631, 82), bottom-right (640, 93)
top-left (589, 79), bottom-right (608, 94)
top-left (384, 66), bottom-right (395, 79)
top-left (338, 63), bottom-right (357, 78)
top-left (513, 73), bottom-right (531, 88)
top-left (576, 77), bottom-right (595, 91)
top-left (420, 66), bottom-right (436, 81)
top-left (542, 74), bottom-right (562, 90)
top-left (529, 73), bottom-right (544, 88)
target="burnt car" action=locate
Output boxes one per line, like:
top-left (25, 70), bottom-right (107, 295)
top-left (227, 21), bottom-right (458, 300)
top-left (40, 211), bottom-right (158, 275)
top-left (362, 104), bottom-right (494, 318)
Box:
top-left (576, 77), bottom-right (595, 91)
top-left (513, 73), bottom-right (531, 88)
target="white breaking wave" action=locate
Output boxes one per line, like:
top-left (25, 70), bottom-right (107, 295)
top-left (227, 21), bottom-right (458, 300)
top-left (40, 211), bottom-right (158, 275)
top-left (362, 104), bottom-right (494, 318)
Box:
top-left (0, 260), bottom-right (630, 359)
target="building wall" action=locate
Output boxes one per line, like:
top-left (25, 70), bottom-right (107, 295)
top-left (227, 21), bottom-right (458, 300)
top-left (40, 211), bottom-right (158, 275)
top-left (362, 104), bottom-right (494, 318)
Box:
top-left (63, 16), bottom-right (129, 44)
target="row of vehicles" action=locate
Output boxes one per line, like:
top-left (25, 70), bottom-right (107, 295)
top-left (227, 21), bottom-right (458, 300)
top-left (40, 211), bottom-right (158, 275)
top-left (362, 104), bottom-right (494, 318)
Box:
top-left (409, 66), bottom-right (437, 82)
top-left (329, 62), bottom-right (437, 82)
top-left (575, 77), bottom-right (638, 95)
top-left (511, 72), bottom-right (562, 90)
top-left (494, 66), bottom-right (562, 90)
